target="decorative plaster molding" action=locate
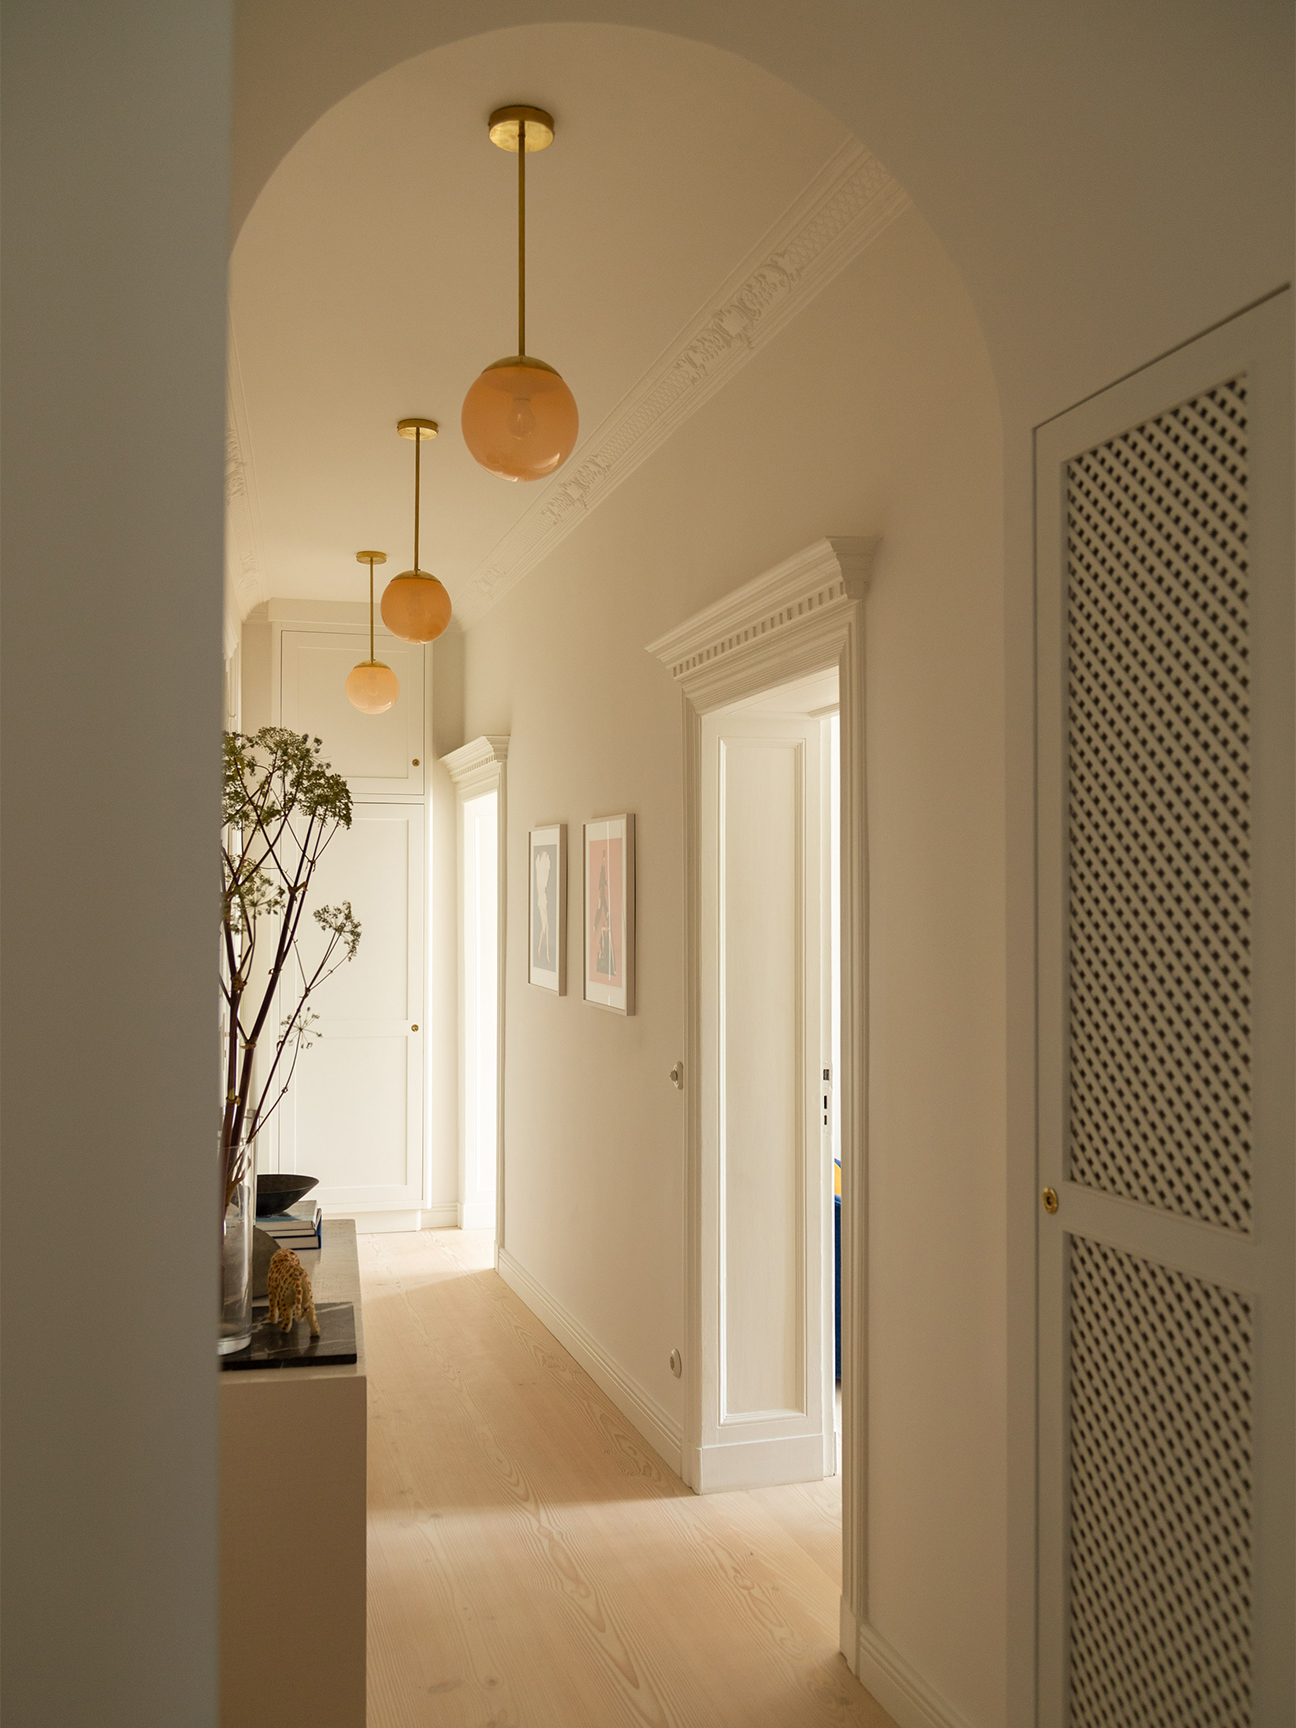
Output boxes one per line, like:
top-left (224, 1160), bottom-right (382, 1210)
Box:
top-left (441, 734), bottom-right (509, 796)
top-left (225, 325), bottom-right (268, 626)
top-left (646, 536), bottom-right (876, 696)
top-left (457, 142), bottom-right (908, 626)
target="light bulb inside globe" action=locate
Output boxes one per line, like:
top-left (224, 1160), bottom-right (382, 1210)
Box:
top-left (380, 571), bottom-right (453, 644)
top-left (462, 356), bottom-right (578, 483)
top-left (346, 660), bottom-right (400, 714)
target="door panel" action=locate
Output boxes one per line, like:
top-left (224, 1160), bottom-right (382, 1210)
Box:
top-left (277, 803), bottom-right (425, 1213)
top-left (698, 709), bottom-right (832, 1489)
top-left (1036, 294), bottom-right (1293, 1725)
top-left (280, 628), bottom-right (425, 797)
top-left (721, 734), bottom-right (804, 1418)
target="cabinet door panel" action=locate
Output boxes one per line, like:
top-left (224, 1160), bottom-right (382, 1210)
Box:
top-left (277, 804), bottom-right (425, 1213)
top-left (280, 629), bottom-right (424, 797)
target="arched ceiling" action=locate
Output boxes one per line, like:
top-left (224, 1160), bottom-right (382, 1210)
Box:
top-left (229, 24), bottom-right (909, 620)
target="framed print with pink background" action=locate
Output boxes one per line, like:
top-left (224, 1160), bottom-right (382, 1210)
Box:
top-left (583, 815), bottom-right (635, 1014)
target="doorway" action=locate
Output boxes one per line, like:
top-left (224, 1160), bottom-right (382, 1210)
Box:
top-left (699, 669), bottom-right (842, 1489)
top-left (460, 787), bottom-right (499, 1235)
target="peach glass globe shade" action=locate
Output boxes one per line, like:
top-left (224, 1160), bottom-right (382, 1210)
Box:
top-left (346, 660), bottom-right (400, 715)
top-left (461, 356), bottom-right (578, 482)
top-left (380, 571), bottom-right (453, 644)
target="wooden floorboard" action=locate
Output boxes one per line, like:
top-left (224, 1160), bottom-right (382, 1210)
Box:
top-left (362, 1229), bottom-right (896, 1728)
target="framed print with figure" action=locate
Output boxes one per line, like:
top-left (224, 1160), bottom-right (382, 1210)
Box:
top-left (583, 814), bottom-right (635, 1015)
top-left (528, 824), bottom-right (566, 994)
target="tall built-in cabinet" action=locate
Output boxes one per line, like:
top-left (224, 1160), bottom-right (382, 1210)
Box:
top-left (258, 600), bottom-right (434, 1227)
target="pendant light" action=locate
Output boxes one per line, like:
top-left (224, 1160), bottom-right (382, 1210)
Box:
top-left (380, 417), bottom-right (453, 644)
top-left (346, 551), bottom-right (400, 713)
top-left (461, 106), bottom-right (578, 483)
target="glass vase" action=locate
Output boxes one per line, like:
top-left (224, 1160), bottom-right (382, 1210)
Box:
top-left (218, 1141), bottom-right (255, 1355)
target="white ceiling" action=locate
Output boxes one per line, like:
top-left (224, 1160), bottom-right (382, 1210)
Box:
top-left (228, 24), bottom-right (863, 623)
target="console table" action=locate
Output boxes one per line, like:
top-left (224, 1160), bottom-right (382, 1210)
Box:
top-left (220, 1218), bottom-right (366, 1726)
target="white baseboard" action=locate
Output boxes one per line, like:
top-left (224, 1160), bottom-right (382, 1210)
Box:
top-left (496, 1247), bottom-right (683, 1476)
top-left (457, 1197), bottom-right (496, 1231)
top-left (690, 1430), bottom-right (829, 1493)
top-left (346, 1205), bottom-right (458, 1234)
top-left (853, 1621), bottom-right (976, 1728)
top-left (841, 1596), bottom-right (860, 1673)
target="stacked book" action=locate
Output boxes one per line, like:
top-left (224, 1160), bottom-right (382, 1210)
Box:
top-left (260, 1199), bottom-right (322, 1252)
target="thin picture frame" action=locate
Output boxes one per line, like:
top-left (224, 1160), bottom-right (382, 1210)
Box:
top-left (583, 814), bottom-right (635, 1015)
top-left (528, 823), bottom-right (566, 994)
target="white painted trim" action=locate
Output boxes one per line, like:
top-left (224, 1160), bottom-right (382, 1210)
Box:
top-left (497, 1247), bottom-right (684, 1476)
top-left (268, 597), bottom-right (372, 629)
top-left (646, 537), bottom-right (874, 686)
top-left (692, 1431), bottom-right (829, 1493)
top-left (457, 1198), bottom-right (495, 1231)
top-left (648, 535), bottom-right (873, 1655)
top-left (348, 1204), bottom-right (458, 1234)
top-left (853, 1623), bottom-right (978, 1728)
top-left (441, 734), bottom-right (510, 796)
top-left (439, 737), bottom-right (509, 1252)
top-left (458, 145), bottom-right (906, 625)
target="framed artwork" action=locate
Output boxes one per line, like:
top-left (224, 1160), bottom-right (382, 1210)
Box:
top-left (528, 824), bottom-right (566, 994)
top-left (583, 814), bottom-right (635, 1015)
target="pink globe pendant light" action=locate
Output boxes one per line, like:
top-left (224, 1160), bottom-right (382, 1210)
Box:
top-left (346, 551), bottom-right (400, 714)
top-left (462, 106), bottom-right (578, 483)
top-left (380, 419), bottom-right (453, 645)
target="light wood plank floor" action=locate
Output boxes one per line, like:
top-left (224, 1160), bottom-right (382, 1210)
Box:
top-left (362, 1229), bottom-right (896, 1728)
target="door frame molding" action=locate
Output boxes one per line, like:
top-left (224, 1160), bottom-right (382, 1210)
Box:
top-left (647, 536), bottom-right (876, 1666)
top-left (441, 735), bottom-right (510, 1242)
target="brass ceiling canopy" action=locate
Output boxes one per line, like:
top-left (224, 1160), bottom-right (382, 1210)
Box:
top-left (396, 418), bottom-right (438, 440)
top-left (488, 105), bottom-right (555, 152)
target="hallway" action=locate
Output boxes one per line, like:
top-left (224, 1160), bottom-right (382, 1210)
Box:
top-left (362, 1230), bottom-right (894, 1728)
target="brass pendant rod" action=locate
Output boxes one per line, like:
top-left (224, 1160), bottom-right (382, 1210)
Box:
top-left (413, 428), bottom-right (421, 572)
top-left (368, 557), bottom-right (375, 661)
top-left (518, 116), bottom-right (526, 357)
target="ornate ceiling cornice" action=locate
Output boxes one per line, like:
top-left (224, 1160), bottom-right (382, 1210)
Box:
top-left (457, 141), bottom-right (908, 627)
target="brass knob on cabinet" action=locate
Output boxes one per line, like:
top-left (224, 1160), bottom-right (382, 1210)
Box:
top-left (1042, 1187), bottom-right (1059, 1214)
top-left (411, 1024), bottom-right (419, 1032)
top-left (412, 758), bottom-right (420, 766)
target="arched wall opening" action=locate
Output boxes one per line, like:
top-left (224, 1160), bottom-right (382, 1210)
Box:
top-left (230, 24), bottom-right (1008, 1727)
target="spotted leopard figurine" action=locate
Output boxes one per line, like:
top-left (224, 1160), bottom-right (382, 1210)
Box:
top-left (266, 1247), bottom-right (321, 1337)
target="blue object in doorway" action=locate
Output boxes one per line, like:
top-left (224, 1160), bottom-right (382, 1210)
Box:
top-left (834, 1193), bottom-right (841, 1380)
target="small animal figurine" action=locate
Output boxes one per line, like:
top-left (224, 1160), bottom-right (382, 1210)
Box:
top-left (266, 1247), bottom-right (321, 1337)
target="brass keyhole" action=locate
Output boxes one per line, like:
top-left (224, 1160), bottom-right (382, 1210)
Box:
top-left (1042, 1187), bottom-right (1059, 1214)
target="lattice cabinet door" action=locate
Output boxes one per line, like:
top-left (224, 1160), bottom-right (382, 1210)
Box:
top-left (1036, 294), bottom-right (1294, 1728)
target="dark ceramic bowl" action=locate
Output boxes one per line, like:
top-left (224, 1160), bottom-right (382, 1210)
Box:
top-left (255, 1172), bottom-right (319, 1219)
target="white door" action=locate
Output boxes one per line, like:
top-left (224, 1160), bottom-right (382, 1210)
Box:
top-left (696, 708), bottom-right (834, 1491)
top-left (276, 803), bottom-right (426, 1214)
top-left (1036, 295), bottom-right (1294, 1724)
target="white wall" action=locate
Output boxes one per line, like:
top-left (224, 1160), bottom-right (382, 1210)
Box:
top-left (0, 2), bottom-right (230, 1722)
top-left (456, 207), bottom-right (1008, 1726)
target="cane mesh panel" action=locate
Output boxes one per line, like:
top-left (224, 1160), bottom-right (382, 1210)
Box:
top-left (1066, 378), bottom-right (1251, 1231)
top-left (1069, 1236), bottom-right (1252, 1725)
